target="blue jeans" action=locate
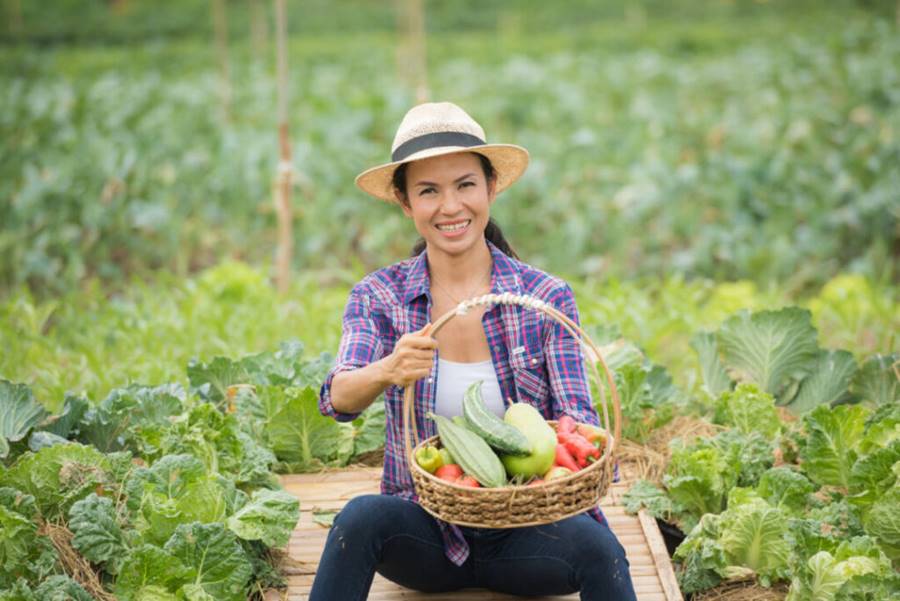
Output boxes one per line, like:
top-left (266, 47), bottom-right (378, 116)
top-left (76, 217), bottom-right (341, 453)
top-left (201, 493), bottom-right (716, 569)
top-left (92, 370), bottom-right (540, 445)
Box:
top-left (309, 494), bottom-right (637, 600)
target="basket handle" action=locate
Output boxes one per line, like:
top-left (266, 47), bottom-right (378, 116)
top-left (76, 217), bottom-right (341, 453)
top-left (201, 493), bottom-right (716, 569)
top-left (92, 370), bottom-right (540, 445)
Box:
top-left (402, 292), bottom-right (622, 475)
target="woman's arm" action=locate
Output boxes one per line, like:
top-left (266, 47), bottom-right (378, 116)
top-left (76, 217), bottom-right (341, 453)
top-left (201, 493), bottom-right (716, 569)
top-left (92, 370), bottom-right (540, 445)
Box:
top-left (544, 282), bottom-right (601, 426)
top-left (330, 325), bottom-right (437, 415)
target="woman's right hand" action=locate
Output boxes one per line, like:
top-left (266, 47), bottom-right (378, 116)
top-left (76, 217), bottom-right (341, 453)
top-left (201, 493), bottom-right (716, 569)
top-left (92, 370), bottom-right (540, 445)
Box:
top-left (381, 324), bottom-right (437, 387)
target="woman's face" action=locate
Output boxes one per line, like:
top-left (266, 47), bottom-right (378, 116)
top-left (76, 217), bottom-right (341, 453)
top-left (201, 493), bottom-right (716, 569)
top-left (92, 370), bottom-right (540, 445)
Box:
top-left (397, 152), bottom-right (496, 259)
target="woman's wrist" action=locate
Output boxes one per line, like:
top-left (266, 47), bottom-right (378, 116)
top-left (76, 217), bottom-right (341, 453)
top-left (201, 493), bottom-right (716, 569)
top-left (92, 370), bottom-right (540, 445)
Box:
top-left (374, 355), bottom-right (396, 388)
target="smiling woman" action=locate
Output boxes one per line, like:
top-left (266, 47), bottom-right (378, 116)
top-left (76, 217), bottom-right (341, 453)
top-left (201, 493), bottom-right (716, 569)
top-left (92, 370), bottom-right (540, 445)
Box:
top-left (312, 101), bottom-right (637, 601)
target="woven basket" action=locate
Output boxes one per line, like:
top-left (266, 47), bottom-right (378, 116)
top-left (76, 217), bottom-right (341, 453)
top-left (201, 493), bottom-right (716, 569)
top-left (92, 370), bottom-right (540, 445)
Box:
top-left (403, 293), bottom-right (622, 528)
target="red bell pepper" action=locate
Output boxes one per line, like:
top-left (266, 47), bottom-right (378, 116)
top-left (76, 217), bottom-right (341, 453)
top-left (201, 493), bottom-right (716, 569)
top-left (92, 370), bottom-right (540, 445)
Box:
top-left (557, 415), bottom-right (578, 434)
top-left (558, 431), bottom-right (600, 468)
top-left (576, 424), bottom-right (607, 449)
top-left (554, 443), bottom-right (581, 472)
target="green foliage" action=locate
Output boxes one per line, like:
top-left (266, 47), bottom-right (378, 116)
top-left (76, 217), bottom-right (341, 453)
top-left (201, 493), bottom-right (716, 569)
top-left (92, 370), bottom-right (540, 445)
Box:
top-left (226, 489), bottom-right (300, 548)
top-left (68, 493), bottom-right (129, 574)
top-left (3, 7), bottom-right (898, 296)
top-left (694, 305), bottom-right (895, 416)
top-left (163, 523), bottom-right (253, 601)
top-left (712, 384), bottom-right (781, 439)
top-left (0, 381), bottom-right (47, 459)
top-left (716, 307), bottom-right (820, 399)
top-left (801, 405), bottom-right (868, 489)
top-left (0, 443), bottom-right (112, 519)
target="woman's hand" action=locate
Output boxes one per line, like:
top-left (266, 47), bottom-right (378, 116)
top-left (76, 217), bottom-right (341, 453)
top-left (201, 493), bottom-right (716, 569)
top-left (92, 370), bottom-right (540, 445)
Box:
top-left (380, 324), bottom-right (437, 387)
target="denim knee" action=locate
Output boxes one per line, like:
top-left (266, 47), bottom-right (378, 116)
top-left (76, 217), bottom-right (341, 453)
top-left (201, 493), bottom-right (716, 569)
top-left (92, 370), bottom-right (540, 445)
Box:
top-left (570, 522), bottom-right (629, 569)
top-left (333, 494), bottom-right (422, 541)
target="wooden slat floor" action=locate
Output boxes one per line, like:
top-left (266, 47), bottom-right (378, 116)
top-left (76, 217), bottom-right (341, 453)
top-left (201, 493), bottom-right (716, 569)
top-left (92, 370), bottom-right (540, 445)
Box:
top-left (277, 468), bottom-right (682, 601)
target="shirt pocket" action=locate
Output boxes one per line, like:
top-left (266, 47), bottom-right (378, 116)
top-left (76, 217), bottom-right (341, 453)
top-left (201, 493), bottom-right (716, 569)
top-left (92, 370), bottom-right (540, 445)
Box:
top-left (510, 345), bottom-right (550, 405)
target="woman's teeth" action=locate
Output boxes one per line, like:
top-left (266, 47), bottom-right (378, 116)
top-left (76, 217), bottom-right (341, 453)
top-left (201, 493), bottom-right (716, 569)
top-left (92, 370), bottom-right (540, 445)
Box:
top-left (436, 220), bottom-right (470, 232)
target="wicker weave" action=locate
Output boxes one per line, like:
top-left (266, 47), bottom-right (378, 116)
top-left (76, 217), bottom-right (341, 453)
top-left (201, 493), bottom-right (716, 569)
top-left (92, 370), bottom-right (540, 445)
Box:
top-left (402, 293), bottom-right (622, 529)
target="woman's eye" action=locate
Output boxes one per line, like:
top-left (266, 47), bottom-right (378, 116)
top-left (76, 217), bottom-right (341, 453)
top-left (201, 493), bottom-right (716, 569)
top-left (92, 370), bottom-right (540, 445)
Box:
top-left (419, 187), bottom-right (435, 196)
top-left (459, 181), bottom-right (475, 189)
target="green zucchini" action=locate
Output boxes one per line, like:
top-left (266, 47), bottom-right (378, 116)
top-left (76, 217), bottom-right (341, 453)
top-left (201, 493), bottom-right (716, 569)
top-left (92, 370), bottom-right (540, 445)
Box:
top-left (462, 381), bottom-right (532, 456)
top-left (428, 412), bottom-right (507, 488)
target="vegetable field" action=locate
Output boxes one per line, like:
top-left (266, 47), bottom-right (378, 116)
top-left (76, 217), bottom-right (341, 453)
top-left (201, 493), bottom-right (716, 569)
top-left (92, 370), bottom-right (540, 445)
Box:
top-left (2, 1), bottom-right (899, 599)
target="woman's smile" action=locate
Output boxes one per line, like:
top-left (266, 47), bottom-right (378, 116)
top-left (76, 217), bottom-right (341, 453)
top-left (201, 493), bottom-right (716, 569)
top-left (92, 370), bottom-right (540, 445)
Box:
top-left (435, 219), bottom-right (472, 237)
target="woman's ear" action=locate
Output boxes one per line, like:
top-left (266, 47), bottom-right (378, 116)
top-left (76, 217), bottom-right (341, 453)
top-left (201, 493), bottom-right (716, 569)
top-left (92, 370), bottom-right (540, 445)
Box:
top-left (487, 176), bottom-right (498, 205)
top-left (396, 190), bottom-right (413, 216)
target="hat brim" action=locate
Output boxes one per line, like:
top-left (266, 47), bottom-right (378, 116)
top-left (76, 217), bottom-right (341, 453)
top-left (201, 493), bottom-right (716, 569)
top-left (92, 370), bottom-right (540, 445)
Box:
top-left (355, 144), bottom-right (530, 204)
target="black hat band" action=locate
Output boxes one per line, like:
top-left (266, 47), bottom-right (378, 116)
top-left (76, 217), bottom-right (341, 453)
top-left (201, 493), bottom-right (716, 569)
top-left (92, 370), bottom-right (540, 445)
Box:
top-left (391, 131), bottom-right (486, 162)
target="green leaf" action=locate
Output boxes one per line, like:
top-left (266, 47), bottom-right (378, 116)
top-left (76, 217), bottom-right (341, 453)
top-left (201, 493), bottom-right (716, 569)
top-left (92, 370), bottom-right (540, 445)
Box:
top-left (40, 393), bottom-right (89, 439)
top-left (27, 430), bottom-right (70, 452)
top-left (226, 489), bottom-right (299, 547)
top-left (786, 537), bottom-right (893, 601)
top-left (78, 384), bottom-right (184, 453)
top-left (0, 381), bottom-right (47, 459)
top-left (850, 354), bottom-right (899, 407)
top-left (260, 385), bottom-right (355, 468)
top-left (0, 487), bottom-right (36, 520)
top-left (351, 400), bottom-right (385, 459)
top-left (114, 544), bottom-right (191, 600)
top-left (716, 307), bottom-right (819, 399)
top-left (623, 479), bottom-right (678, 521)
top-left (713, 383), bottom-right (781, 438)
top-left (674, 513), bottom-right (727, 593)
top-left (187, 357), bottom-right (253, 404)
top-left (848, 440), bottom-right (900, 507)
top-left (757, 467), bottom-right (815, 514)
top-left (719, 498), bottom-right (792, 586)
top-left (862, 484), bottom-right (900, 560)
top-left (124, 454), bottom-right (230, 545)
top-left (311, 509), bottom-right (337, 528)
top-left (691, 331), bottom-right (733, 397)
top-left (787, 350), bottom-right (858, 415)
top-left (32, 575), bottom-right (94, 601)
top-left (0, 443), bottom-right (110, 519)
top-left (68, 493), bottom-right (128, 574)
top-left (802, 405), bottom-right (869, 489)
top-left (164, 522), bottom-right (252, 601)
top-left (124, 454), bottom-right (206, 512)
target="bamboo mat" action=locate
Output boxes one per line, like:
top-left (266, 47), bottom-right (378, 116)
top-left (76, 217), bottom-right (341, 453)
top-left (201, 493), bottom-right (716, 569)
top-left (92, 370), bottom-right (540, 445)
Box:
top-left (277, 468), bottom-right (682, 601)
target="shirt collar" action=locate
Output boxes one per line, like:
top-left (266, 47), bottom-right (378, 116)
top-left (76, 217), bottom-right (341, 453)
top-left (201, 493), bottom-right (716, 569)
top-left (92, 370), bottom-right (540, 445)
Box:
top-left (402, 240), bottom-right (522, 305)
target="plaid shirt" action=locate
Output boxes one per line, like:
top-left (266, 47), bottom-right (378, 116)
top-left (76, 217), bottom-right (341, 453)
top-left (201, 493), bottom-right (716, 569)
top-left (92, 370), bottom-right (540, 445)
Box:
top-left (319, 240), bottom-right (607, 566)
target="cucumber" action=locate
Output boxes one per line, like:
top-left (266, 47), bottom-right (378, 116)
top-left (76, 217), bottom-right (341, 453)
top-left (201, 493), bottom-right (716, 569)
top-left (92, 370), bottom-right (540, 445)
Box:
top-left (428, 412), bottom-right (507, 488)
top-left (462, 381), bottom-right (532, 456)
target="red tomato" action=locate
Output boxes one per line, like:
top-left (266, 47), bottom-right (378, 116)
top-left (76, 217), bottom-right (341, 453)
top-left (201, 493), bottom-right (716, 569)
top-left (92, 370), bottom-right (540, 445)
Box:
top-left (435, 464), bottom-right (464, 482)
top-left (455, 475), bottom-right (481, 488)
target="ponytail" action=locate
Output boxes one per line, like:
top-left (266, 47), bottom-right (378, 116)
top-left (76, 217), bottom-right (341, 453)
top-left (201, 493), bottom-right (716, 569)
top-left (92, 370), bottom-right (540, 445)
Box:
top-left (393, 153), bottom-right (519, 260)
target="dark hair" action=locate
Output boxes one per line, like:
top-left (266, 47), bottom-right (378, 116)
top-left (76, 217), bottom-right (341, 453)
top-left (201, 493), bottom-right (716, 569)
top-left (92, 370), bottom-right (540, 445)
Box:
top-left (392, 152), bottom-right (519, 260)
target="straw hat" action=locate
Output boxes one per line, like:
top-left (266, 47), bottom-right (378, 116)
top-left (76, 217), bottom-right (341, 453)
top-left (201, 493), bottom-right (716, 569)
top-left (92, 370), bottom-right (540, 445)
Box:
top-left (355, 101), bottom-right (530, 203)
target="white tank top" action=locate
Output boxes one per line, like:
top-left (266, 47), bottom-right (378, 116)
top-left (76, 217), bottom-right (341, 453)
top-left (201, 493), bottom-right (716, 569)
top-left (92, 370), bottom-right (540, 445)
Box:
top-left (434, 357), bottom-right (505, 419)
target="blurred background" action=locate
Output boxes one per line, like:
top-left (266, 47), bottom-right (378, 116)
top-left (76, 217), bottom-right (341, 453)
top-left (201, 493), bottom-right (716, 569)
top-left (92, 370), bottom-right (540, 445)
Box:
top-left (1, 0), bottom-right (898, 404)
top-left (3, 0), bottom-right (898, 294)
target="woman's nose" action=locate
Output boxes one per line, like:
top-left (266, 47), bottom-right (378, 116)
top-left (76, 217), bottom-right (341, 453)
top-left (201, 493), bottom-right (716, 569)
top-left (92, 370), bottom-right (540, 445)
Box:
top-left (439, 190), bottom-right (463, 214)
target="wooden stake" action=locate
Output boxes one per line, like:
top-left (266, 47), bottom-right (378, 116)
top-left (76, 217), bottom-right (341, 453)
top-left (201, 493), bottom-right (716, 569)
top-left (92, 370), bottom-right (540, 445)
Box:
top-left (274, 0), bottom-right (293, 295)
top-left (7, 0), bottom-right (23, 37)
top-left (407, 0), bottom-right (429, 103)
top-left (249, 0), bottom-right (269, 64)
top-left (211, 0), bottom-right (232, 118)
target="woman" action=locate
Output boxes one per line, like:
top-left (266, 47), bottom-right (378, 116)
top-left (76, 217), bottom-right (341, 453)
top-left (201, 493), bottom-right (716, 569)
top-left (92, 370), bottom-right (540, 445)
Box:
top-left (313, 102), bottom-right (636, 600)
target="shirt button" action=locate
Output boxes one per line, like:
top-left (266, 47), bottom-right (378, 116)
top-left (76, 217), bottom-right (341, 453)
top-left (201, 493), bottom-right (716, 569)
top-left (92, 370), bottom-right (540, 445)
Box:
top-left (531, 358), bottom-right (538, 366)
top-left (427, 377), bottom-right (433, 383)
